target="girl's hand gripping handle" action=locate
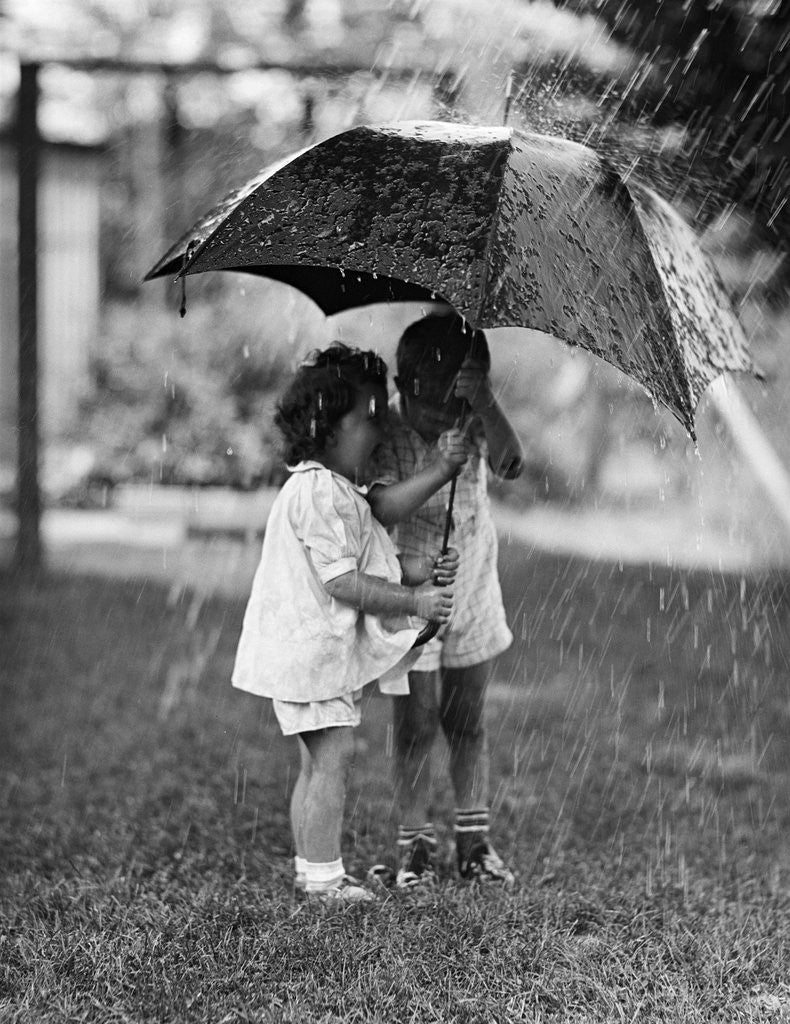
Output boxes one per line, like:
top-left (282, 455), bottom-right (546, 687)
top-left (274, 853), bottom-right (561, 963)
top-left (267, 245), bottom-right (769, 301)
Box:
top-left (411, 542), bottom-right (459, 649)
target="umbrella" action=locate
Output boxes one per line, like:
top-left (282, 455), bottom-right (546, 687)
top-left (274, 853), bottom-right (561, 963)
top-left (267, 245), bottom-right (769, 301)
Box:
top-left (147, 148), bottom-right (312, 315)
top-left (146, 119), bottom-right (759, 438)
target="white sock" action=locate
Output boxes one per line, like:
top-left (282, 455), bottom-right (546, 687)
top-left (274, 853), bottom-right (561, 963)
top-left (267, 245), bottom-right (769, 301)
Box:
top-left (294, 855), bottom-right (307, 887)
top-left (304, 858), bottom-right (345, 893)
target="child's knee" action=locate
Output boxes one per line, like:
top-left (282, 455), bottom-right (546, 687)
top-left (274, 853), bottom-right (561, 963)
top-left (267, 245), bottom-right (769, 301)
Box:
top-left (329, 728), bottom-right (356, 772)
top-left (395, 694), bottom-right (440, 749)
top-left (440, 697), bottom-right (486, 743)
top-left (305, 726), bottom-right (355, 776)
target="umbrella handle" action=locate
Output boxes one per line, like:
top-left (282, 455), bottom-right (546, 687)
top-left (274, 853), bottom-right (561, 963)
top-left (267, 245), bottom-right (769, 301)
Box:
top-left (411, 473), bottom-right (457, 649)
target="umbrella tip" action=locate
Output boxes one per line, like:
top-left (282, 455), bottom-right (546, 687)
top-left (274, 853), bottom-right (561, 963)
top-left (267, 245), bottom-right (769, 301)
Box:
top-left (178, 240), bottom-right (199, 318)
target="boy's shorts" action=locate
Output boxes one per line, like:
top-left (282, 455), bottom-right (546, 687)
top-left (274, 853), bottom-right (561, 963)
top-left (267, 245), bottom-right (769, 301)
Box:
top-left (272, 688), bottom-right (363, 736)
top-left (408, 520), bottom-right (513, 674)
top-left (413, 612), bottom-right (512, 673)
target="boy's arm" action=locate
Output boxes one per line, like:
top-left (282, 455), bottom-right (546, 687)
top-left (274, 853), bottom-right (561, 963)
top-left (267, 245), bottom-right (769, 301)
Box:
top-left (323, 570), bottom-right (453, 622)
top-left (474, 400), bottom-right (525, 479)
top-left (455, 360), bottom-right (525, 480)
top-left (367, 431), bottom-right (468, 528)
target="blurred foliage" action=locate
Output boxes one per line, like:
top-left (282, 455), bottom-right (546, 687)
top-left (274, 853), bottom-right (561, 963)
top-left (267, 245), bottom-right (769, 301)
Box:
top-left (545, 0), bottom-right (789, 294)
top-left (6, 0), bottom-right (784, 502)
top-left (75, 296), bottom-right (302, 489)
top-left (70, 291), bottom-right (691, 504)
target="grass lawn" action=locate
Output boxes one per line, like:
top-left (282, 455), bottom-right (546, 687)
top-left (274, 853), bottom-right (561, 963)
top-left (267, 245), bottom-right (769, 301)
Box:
top-left (2, 542), bottom-right (790, 1022)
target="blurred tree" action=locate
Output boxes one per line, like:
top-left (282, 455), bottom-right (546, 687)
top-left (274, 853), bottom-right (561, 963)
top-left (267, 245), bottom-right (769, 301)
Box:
top-left (556, 0), bottom-right (790, 293)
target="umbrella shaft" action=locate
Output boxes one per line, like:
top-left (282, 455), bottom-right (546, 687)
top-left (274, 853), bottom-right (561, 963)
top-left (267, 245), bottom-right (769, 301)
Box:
top-left (441, 474), bottom-right (457, 555)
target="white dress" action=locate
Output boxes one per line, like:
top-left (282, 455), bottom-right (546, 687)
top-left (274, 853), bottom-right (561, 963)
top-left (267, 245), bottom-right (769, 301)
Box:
top-left (231, 462), bottom-right (421, 702)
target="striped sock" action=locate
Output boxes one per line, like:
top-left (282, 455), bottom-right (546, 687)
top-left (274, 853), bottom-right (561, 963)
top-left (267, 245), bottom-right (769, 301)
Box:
top-left (304, 858), bottom-right (345, 893)
top-left (397, 823), bottom-right (437, 848)
top-left (397, 823), bottom-right (437, 875)
top-left (455, 808), bottom-right (490, 858)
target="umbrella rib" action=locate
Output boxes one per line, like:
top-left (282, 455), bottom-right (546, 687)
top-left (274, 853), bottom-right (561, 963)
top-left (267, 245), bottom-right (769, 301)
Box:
top-left (472, 151), bottom-right (512, 328)
top-left (617, 180), bottom-right (698, 426)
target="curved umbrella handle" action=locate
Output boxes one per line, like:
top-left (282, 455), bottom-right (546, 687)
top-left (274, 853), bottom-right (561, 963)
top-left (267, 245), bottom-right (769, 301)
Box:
top-left (410, 473), bottom-right (457, 649)
top-left (412, 618), bottom-right (441, 648)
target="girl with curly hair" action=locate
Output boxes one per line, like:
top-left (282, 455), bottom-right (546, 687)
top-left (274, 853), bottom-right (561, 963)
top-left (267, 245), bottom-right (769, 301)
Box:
top-left (232, 343), bottom-right (467, 902)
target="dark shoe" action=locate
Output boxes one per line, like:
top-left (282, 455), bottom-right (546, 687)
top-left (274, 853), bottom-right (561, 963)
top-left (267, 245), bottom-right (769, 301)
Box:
top-left (396, 835), bottom-right (438, 890)
top-left (457, 840), bottom-right (515, 887)
top-left (366, 863), bottom-right (395, 890)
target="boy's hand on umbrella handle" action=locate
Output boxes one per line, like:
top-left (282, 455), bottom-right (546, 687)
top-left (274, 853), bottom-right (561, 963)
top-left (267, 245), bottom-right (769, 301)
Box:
top-left (413, 582), bottom-right (454, 623)
top-left (454, 358), bottom-right (495, 413)
top-left (432, 547), bottom-right (459, 586)
top-left (436, 429), bottom-right (470, 476)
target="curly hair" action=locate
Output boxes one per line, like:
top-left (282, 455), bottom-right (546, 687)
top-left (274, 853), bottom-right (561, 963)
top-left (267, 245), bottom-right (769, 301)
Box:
top-left (395, 313), bottom-right (490, 394)
top-left (275, 343), bottom-right (388, 465)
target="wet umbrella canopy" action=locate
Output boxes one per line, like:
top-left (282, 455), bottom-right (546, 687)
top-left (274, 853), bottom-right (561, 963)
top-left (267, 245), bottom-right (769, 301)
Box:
top-left (146, 120), bottom-right (759, 436)
top-left (147, 148), bottom-right (312, 286)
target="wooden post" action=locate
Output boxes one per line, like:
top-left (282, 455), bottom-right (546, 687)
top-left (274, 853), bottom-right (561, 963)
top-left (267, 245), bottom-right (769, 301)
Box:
top-left (15, 62), bottom-right (42, 571)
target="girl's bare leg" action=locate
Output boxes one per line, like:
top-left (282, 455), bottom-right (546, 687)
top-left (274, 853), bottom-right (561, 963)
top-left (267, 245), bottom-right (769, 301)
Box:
top-left (393, 669), bottom-right (440, 827)
top-left (299, 726), bottom-right (355, 863)
top-left (290, 737), bottom-right (312, 860)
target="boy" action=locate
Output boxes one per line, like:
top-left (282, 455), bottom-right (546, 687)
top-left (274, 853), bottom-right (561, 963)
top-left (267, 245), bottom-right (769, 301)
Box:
top-left (368, 313), bottom-right (525, 888)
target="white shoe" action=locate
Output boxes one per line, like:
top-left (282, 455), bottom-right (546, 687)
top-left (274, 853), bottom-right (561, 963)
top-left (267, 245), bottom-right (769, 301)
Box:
top-left (308, 875), bottom-right (375, 903)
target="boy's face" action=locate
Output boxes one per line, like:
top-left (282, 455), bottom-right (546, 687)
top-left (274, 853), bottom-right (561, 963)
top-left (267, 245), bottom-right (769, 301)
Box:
top-left (396, 342), bottom-right (467, 441)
